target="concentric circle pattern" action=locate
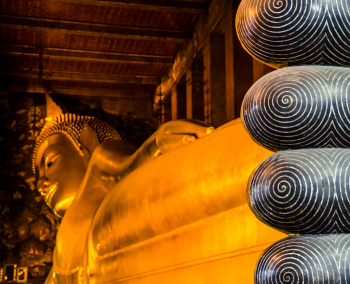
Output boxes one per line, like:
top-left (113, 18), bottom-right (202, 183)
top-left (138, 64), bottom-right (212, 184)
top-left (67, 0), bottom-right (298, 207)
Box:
top-left (249, 148), bottom-right (350, 234)
top-left (256, 234), bottom-right (350, 284)
top-left (242, 66), bottom-right (350, 151)
top-left (236, 0), bottom-right (350, 68)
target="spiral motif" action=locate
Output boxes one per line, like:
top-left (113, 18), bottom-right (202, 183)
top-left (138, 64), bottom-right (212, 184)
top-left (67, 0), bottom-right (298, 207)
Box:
top-left (249, 148), bottom-right (350, 234)
top-left (236, 0), bottom-right (350, 68)
top-left (256, 234), bottom-right (350, 284)
top-left (242, 66), bottom-right (350, 151)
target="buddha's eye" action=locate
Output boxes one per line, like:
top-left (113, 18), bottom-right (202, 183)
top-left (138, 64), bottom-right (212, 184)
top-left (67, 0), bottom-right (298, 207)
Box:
top-left (45, 155), bottom-right (60, 170)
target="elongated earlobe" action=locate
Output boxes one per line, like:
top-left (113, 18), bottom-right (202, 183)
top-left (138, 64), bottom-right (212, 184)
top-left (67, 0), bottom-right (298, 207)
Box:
top-left (80, 124), bottom-right (100, 162)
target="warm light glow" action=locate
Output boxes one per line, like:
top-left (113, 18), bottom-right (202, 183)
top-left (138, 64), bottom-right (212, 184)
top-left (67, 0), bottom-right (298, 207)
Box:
top-left (154, 149), bottom-right (161, 157)
top-left (45, 119), bottom-right (286, 283)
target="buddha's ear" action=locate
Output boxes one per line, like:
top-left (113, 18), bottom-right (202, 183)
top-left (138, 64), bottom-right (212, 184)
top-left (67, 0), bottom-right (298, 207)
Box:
top-left (80, 124), bottom-right (100, 162)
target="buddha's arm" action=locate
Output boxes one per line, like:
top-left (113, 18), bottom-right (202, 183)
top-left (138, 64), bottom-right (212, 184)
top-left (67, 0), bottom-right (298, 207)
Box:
top-left (129, 119), bottom-right (214, 169)
top-left (89, 119), bottom-right (213, 190)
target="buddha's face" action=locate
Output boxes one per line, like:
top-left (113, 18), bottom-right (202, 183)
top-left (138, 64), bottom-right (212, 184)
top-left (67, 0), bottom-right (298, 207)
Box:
top-left (35, 133), bottom-right (88, 218)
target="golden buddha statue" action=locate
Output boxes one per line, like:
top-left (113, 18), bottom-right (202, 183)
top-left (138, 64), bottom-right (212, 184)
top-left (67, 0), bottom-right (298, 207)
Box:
top-left (33, 110), bottom-right (285, 284)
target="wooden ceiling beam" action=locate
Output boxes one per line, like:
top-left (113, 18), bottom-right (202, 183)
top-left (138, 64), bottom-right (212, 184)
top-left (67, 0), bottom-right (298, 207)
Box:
top-left (0, 69), bottom-right (161, 85)
top-left (1, 84), bottom-right (152, 99)
top-left (51, 0), bottom-right (207, 12)
top-left (0, 15), bottom-right (189, 42)
top-left (0, 45), bottom-right (174, 65)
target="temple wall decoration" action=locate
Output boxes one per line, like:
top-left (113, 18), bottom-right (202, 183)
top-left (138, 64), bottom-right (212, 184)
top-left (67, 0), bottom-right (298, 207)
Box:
top-left (0, 94), bottom-right (60, 281)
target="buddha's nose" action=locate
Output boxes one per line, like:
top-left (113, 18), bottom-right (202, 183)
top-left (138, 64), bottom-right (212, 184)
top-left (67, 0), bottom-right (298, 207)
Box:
top-left (37, 177), bottom-right (49, 196)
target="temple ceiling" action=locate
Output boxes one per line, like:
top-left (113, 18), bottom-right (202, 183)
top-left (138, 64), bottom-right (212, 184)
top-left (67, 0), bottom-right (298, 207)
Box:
top-left (0, 0), bottom-right (207, 100)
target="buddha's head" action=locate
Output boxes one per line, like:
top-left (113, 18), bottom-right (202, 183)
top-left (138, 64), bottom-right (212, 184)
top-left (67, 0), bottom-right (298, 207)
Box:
top-left (32, 113), bottom-right (120, 218)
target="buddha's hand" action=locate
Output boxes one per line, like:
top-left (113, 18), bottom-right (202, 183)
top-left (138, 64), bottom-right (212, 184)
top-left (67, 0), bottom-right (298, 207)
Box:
top-left (155, 119), bottom-right (214, 154)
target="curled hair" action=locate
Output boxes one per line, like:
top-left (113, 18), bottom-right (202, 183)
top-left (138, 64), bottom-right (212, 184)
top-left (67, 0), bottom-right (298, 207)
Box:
top-left (32, 113), bottom-right (120, 173)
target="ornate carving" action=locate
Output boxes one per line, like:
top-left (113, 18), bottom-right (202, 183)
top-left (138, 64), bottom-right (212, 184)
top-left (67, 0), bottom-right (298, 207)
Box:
top-left (237, 0), bottom-right (350, 283)
top-left (256, 234), bottom-right (350, 284)
top-left (249, 148), bottom-right (350, 234)
top-left (242, 66), bottom-right (350, 151)
top-left (236, 0), bottom-right (350, 68)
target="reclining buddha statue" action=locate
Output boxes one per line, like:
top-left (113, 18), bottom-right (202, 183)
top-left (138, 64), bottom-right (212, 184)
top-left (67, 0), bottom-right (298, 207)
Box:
top-left (33, 100), bottom-right (285, 284)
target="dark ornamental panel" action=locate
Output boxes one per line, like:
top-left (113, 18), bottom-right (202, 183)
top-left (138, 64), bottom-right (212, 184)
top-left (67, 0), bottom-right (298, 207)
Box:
top-left (249, 149), bottom-right (350, 234)
top-left (242, 66), bottom-right (350, 151)
top-left (256, 234), bottom-right (350, 284)
top-left (236, 0), bottom-right (350, 68)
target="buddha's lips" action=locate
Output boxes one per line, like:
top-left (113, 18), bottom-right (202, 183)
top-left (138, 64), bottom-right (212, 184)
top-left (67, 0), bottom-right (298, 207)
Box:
top-left (44, 183), bottom-right (58, 207)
